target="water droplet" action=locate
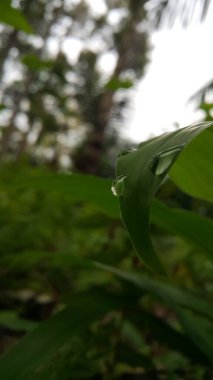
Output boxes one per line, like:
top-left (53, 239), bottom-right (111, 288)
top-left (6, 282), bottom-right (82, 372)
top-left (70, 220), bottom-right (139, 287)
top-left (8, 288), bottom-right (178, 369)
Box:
top-left (118, 148), bottom-right (137, 157)
top-left (111, 175), bottom-right (127, 197)
top-left (151, 146), bottom-right (183, 176)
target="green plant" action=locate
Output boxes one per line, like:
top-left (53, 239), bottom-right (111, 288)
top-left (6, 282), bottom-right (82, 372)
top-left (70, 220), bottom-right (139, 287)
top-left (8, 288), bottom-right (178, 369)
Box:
top-left (0, 122), bottom-right (212, 379)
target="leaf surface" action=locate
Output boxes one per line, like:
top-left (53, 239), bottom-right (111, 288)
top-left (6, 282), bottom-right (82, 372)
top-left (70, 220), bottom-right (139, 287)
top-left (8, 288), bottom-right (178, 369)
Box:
top-left (18, 173), bottom-right (120, 218)
top-left (0, 293), bottom-right (121, 380)
top-left (151, 200), bottom-right (213, 260)
top-left (115, 122), bottom-right (213, 274)
top-left (171, 125), bottom-right (213, 202)
top-left (17, 171), bottom-right (213, 260)
top-left (96, 262), bottom-right (213, 363)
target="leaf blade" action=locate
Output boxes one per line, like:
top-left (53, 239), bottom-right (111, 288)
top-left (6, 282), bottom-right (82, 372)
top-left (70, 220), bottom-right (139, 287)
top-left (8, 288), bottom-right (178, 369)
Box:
top-left (151, 200), bottom-right (213, 260)
top-left (116, 122), bottom-right (213, 274)
top-left (171, 125), bottom-right (213, 202)
top-left (0, 292), bottom-right (120, 380)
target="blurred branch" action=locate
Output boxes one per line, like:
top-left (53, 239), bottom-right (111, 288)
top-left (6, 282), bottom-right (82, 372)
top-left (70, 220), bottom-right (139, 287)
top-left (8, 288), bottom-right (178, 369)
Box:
top-left (189, 80), bottom-right (213, 104)
top-left (73, 1), bottom-right (148, 174)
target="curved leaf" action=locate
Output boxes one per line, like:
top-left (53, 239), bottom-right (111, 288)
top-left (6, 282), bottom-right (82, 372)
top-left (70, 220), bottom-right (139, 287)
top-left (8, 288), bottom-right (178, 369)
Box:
top-left (115, 122), bottom-right (213, 274)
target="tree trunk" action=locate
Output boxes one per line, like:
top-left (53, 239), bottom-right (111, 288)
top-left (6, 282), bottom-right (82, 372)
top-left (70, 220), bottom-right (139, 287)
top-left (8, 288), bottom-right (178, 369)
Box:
top-left (73, 1), bottom-right (148, 175)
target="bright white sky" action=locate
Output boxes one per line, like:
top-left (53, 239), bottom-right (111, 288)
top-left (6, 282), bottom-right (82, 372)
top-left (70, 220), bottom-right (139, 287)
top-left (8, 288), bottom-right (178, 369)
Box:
top-left (125, 22), bottom-right (213, 142)
top-left (5, 0), bottom-right (211, 147)
top-left (84, 0), bottom-right (213, 142)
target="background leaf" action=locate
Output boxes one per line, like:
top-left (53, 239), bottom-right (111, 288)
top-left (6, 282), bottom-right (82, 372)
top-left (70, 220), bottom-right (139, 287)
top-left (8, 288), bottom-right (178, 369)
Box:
top-left (96, 262), bottom-right (213, 363)
top-left (151, 200), bottom-right (213, 260)
top-left (17, 173), bottom-right (120, 219)
top-left (0, 311), bottom-right (38, 332)
top-left (0, 292), bottom-right (122, 380)
top-left (22, 54), bottom-right (53, 71)
top-left (171, 125), bottom-right (213, 203)
top-left (17, 172), bottom-right (213, 261)
top-left (0, 0), bottom-right (33, 34)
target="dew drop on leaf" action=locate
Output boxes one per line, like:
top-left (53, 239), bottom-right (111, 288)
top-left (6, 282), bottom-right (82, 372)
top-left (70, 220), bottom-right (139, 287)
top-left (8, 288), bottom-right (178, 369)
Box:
top-left (118, 148), bottom-right (137, 157)
top-left (111, 175), bottom-right (127, 197)
top-left (151, 146), bottom-right (183, 176)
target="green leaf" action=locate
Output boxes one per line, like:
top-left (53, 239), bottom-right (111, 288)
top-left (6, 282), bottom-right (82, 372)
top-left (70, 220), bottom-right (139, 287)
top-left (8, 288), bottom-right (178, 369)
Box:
top-left (128, 311), bottom-right (208, 364)
top-left (95, 262), bottom-right (213, 320)
top-left (16, 171), bottom-right (213, 262)
top-left (18, 173), bottom-right (120, 218)
top-left (116, 344), bottom-right (154, 370)
top-left (170, 125), bottom-right (213, 203)
top-left (0, 104), bottom-right (6, 111)
top-left (115, 121), bottom-right (213, 275)
top-left (105, 77), bottom-right (133, 91)
top-left (96, 262), bottom-right (213, 363)
top-left (151, 200), bottom-right (213, 260)
top-left (22, 54), bottom-right (53, 71)
top-left (0, 311), bottom-right (38, 332)
top-left (0, 292), bottom-right (121, 380)
top-left (15, 169), bottom-right (213, 268)
top-left (0, 0), bottom-right (34, 34)
top-left (177, 309), bottom-right (213, 363)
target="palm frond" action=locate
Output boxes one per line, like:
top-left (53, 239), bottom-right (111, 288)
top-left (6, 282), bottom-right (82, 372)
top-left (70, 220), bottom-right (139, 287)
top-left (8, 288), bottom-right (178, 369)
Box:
top-left (189, 80), bottom-right (213, 103)
top-left (147, 0), bottom-right (212, 28)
